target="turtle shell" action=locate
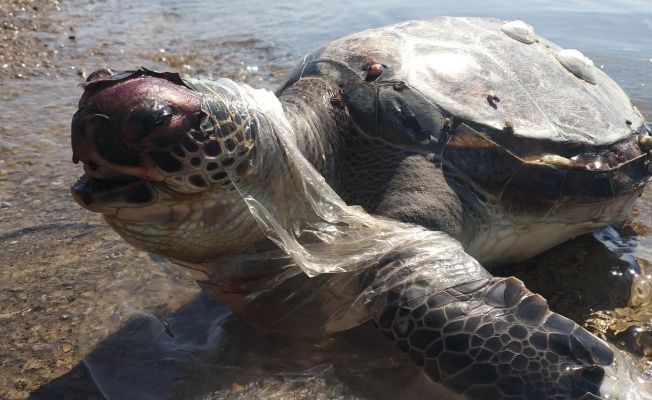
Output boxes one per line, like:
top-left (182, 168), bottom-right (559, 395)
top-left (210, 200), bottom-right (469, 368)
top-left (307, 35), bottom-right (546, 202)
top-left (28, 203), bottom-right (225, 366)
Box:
top-left (280, 17), bottom-right (645, 151)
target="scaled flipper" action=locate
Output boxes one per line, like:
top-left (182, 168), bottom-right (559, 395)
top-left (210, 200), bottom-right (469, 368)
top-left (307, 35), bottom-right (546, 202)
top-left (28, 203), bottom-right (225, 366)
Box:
top-left (362, 248), bottom-right (614, 399)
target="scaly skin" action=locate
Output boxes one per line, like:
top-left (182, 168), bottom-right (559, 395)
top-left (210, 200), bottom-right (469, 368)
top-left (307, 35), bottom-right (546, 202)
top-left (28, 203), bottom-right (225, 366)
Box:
top-left (363, 250), bottom-right (613, 399)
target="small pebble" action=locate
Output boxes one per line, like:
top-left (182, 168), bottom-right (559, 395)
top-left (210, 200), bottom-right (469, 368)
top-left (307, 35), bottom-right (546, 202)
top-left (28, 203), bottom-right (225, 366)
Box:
top-left (230, 383), bottom-right (245, 394)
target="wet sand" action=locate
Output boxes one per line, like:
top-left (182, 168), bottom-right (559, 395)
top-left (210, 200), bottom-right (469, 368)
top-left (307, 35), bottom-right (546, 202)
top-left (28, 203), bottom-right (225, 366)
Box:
top-left (1, 1), bottom-right (651, 399)
top-left (1, 1), bottom-right (121, 398)
top-left (0, 0), bottom-right (65, 82)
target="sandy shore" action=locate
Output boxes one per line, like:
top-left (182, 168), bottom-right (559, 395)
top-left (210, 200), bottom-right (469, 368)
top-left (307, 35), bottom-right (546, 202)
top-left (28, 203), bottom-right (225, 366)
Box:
top-left (1, 0), bottom-right (67, 82)
top-left (1, 2), bottom-right (107, 398)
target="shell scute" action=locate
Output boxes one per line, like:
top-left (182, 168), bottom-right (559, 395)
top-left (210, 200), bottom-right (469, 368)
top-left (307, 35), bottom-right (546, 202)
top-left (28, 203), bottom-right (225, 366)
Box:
top-left (298, 17), bottom-right (644, 147)
top-left (562, 170), bottom-right (613, 203)
top-left (501, 164), bottom-right (564, 216)
top-left (610, 154), bottom-right (649, 196)
top-left (377, 84), bottom-right (443, 147)
top-left (442, 124), bottom-right (522, 196)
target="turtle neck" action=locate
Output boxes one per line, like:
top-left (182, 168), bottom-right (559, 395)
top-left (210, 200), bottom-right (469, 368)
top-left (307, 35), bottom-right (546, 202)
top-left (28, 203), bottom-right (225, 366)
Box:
top-left (277, 76), bottom-right (349, 185)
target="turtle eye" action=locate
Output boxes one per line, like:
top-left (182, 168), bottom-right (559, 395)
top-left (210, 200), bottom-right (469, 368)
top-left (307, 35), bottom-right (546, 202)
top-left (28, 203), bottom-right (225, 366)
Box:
top-left (129, 99), bottom-right (173, 140)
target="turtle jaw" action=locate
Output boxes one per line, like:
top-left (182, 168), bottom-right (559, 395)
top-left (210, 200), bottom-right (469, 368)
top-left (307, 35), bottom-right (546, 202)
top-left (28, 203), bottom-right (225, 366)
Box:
top-left (71, 164), bottom-right (264, 260)
top-left (71, 172), bottom-right (164, 221)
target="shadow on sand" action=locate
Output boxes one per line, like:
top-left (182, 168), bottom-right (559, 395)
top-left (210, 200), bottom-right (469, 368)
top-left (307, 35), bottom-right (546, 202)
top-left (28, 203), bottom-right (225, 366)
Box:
top-left (30, 232), bottom-right (644, 399)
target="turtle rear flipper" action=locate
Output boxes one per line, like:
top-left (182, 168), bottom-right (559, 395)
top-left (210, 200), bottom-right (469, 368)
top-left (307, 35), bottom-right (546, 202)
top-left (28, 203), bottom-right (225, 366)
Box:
top-left (363, 252), bottom-right (614, 399)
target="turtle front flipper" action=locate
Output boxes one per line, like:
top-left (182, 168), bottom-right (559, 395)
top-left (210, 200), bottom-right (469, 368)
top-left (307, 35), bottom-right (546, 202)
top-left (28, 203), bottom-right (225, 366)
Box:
top-left (362, 251), bottom-right (615, 399)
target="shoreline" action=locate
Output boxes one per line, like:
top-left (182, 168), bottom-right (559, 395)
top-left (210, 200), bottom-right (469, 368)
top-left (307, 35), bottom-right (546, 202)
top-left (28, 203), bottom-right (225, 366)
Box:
top-left (1, 2), bottom-right (105, 399)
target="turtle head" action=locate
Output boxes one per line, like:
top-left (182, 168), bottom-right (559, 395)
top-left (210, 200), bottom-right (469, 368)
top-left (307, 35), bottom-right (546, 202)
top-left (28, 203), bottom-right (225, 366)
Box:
top-left (71, 68), bottom-right (264, 261)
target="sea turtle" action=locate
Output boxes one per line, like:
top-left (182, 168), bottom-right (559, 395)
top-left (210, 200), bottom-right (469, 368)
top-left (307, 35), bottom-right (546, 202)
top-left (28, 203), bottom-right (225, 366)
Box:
top-left (70, 17), bottom-right (651, 399)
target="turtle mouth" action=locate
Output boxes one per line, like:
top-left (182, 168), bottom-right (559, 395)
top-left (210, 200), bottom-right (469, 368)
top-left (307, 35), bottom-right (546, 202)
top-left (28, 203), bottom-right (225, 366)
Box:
top-left (71, 162), bottom-right (159, 218)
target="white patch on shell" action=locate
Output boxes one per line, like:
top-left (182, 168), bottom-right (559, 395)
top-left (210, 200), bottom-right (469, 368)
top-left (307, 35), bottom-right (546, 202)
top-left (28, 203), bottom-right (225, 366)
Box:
top-left (423, 52), bottom-right (481, 78)
top-left (500, 20), bottom-right (536, 44)
top-left (556, 49), bottom-right (597, 84)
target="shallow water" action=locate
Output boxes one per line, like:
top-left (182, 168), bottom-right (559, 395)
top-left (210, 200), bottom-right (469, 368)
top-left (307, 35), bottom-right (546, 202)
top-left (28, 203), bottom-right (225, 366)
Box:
top-left (2, 0), bottom-right (652, 398)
